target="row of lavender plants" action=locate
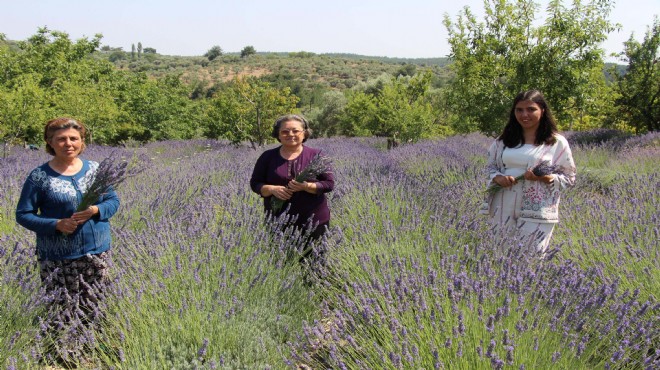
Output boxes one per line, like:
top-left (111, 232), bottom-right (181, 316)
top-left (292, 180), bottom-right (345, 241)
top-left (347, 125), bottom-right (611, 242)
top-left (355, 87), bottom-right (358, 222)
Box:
top-left (0, 132), bottom-right (658, 369)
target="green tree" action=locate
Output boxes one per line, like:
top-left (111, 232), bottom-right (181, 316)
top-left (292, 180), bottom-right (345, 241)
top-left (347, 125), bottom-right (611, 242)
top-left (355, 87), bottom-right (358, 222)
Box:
top-left (443, 0), bottom-right (617, 135)
top-left (126, 73), bottom-right (199, 141)
top-left (0, 28), bottom-right (116, 146)
top-left (108, 50), bottom-right (125, 62)
top-left (395, 64), bottom-right (417, 77)
top-left (308, 90), bottom-right (347, 137)
top-left (205, 45), bottom-right (223, 61)
top-left (137, 42), bottom-right (142, 58)
top-left (0, 75), bottom-right (49, 156)
top-left (10, 27), bottom-right (103, 88)
top-left (131, 43), bottom-right (136, 59)
top-left (371, 71), bottom-right (438, 143)
top-left (610, 17), bottom-right (660, 133)
top-left (204, 77), bottom-right (299, 148)
top-left (50, 79), bottom-right (121, 144)
top-left (240, 45), bottom-right (256, 58)
top-left (340, 91), bottom-right (377, 137)
top-left (340, 71), bottom-right (441, 144)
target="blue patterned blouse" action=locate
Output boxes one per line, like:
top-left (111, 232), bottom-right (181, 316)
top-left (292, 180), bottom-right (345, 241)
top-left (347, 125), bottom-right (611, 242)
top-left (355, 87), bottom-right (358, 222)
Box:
top-left (16, 159), bottom-right (120, 260)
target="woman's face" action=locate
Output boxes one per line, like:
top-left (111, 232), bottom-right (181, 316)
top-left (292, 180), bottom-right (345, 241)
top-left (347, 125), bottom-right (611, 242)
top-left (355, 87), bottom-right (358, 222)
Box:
top-left (278, 120), bottom-right (305, 148)
top-left (48, 128), bottom-right (83, 159)
top-left (514, 100), bottom-right (544, 133)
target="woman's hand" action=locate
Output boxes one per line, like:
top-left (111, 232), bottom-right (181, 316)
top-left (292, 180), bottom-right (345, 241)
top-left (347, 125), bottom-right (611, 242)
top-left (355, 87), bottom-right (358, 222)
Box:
top-left (523, 170), bottom-right (554, 184)
top-left (71, 206), bottom-right (98, 224)
top-left (288, 180), bottom-right (317, 194)
top-left (268, 185), bottom-right (293, 200)
top-left (56, 218), bottom-right (79, 234)
top-left (493, 175), bottom-right (517, 188)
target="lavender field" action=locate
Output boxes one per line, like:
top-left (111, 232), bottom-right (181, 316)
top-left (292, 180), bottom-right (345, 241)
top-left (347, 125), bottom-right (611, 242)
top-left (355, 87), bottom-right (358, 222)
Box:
top-left (1, 132), bottom-right (658, 369)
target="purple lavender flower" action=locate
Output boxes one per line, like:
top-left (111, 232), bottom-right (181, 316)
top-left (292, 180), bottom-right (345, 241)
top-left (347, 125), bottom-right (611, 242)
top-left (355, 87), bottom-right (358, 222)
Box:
top-left (506, 345), bottom-right (515, 365)
top-left (486, 315), bottom-right (495, 332)
top-left (486, 339), bottom-right (496, 358)
top-left (77, 151), bottom-right (145, 211)
top-left (198, 338), bottom-right (209, 358)
top-left (530, 160), bottom-right (559, 177)
top-left (486, 160), bottom-right (563, 195)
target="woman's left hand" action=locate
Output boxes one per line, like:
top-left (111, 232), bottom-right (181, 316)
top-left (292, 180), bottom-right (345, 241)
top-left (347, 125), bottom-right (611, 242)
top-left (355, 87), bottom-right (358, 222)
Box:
top-left (288, 180), bottom-right (317, 194)
top-left (523, 170), bottom-right (554, 184)
top-left (71, 206), bottom-right (98, 225)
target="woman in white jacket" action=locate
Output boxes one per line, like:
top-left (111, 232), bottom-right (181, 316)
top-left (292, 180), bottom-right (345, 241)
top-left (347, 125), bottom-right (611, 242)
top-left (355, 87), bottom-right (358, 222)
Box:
top-left (484, 90), bottom-right (576, 254)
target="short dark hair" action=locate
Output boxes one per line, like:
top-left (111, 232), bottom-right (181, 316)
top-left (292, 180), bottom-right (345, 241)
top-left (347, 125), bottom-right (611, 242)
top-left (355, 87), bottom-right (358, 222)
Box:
top-left (44, 117), bottom-right (87, 156)
top-left (499, 90), bottom-right (558, 148)
top-left (271, 114), bottom-right (312, 143)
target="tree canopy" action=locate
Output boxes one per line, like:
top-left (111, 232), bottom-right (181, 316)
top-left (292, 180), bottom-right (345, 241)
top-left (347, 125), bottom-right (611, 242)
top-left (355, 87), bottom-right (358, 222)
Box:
top-left (205, 45), bottom-right (223, 61)
top-left (443, 0), bottom-right (617, 135)
top-left (610, 16), bottom-right (660, 133)
top-left (240, 46), bottom-right (256, 58)
top-left (204, 77), bottom-right (299, 148)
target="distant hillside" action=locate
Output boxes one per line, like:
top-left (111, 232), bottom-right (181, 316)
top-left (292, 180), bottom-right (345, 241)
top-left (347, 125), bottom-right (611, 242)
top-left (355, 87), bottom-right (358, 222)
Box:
top-left (319, 53), bottom-right (451, 67)
top-left (98, 50), bottom-right (454, 94)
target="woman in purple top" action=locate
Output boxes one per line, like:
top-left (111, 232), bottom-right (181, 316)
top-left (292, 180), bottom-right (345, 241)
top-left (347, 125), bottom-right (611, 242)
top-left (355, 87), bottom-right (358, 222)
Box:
top-left (250, 114), bottom-right (334, 248)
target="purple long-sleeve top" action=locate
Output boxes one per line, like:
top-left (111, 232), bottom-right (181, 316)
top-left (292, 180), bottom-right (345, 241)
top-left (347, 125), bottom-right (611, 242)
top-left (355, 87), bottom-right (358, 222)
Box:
top-left (250, 145), bottom-right (334, 227)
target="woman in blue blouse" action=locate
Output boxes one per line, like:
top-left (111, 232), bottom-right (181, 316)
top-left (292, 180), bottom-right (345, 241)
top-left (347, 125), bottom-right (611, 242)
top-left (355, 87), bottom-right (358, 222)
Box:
top-left (16, 118), bottom-right (120, 328)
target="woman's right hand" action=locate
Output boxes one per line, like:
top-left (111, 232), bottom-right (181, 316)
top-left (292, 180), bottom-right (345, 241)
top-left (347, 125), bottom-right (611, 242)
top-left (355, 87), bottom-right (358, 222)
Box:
top-left (493, 175), bottom-right (517, 188)
top-left (56, 218), bottom-right (78, 234)
top-left (268, 185), bottom-right (293, 200)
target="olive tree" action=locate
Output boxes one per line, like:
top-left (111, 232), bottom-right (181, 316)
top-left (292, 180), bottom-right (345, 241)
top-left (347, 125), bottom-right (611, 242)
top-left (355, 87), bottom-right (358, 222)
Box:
top-left (205, 45), bottom-right (223, 61)
top-left (240, 45), bottom-right (256, 58)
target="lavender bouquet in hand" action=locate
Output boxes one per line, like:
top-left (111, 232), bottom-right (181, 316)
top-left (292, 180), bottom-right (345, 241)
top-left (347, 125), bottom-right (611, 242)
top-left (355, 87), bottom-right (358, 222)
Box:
top-left (270, 154), bottom-right (332, 213)
top-left (486, 160), bottom-right (561, 195)
top-left (77, 152), bottom-right (145, 211)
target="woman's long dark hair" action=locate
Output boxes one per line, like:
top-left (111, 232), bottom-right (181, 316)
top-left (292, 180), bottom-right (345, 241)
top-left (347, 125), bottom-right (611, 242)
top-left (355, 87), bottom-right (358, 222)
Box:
top-left (498, 90), bottom-right (558, 148)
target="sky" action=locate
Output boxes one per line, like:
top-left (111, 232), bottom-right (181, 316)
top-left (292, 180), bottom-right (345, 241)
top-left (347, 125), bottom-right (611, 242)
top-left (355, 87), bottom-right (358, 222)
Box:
top-left (1, 0), bottom-right (658, 61)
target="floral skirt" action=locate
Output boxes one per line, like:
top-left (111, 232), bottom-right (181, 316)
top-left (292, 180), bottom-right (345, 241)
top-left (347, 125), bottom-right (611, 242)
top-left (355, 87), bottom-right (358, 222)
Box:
top-left (37, 251), bottom-right (113, 362)
top-left (38, 251), bottom-right (112, 321)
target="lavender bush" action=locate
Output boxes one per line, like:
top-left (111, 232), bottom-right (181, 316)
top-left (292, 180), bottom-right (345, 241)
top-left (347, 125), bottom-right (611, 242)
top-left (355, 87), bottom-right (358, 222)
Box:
top-left (0, 133), bottom-right (658, 369)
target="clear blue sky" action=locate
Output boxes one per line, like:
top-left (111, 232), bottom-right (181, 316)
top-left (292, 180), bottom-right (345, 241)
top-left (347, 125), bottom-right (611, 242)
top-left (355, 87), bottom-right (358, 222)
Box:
top-left (2, 0), bottom-right (657, 61)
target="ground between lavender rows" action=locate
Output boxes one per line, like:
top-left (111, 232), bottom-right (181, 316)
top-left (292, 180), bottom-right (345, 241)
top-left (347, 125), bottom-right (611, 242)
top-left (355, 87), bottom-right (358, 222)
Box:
top-left (0, 132), bottom-right (658, 369)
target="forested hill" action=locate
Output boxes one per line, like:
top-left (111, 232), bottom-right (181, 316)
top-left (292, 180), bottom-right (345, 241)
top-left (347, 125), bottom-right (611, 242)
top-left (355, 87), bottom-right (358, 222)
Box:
top-left (96, 48), bottom-right (453, 91)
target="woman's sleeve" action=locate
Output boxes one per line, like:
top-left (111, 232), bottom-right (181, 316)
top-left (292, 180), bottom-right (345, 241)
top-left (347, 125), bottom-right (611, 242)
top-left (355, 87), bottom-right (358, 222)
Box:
top-left (315, 167), bottom-right (334, 194)
top-left (250, 152), bottom-right (269, 196)
top-left (96, 187), bottom-right (120, 220)
top-left (15, 177), bottom-right (59, 235)
top-left (552, 136), bottom-right (577, 191)
top-left (486, 140), bottom-right (504, 182)
top-left (313, 150), bottom-right (334, 193)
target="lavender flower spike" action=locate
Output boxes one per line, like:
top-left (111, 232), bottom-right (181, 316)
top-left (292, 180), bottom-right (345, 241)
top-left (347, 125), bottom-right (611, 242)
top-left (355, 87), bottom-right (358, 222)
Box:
top-left (486, 160), bottom-right (561, 195)
top-left (77, 151), bottom-right (145, 211)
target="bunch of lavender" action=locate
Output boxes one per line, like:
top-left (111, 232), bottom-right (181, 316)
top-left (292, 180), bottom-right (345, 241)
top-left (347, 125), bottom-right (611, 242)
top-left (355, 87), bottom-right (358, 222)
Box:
top-left (77, 152), bottom-right (145, 211)
top-left (270, 154), bottom-right (332, 213)
top-left (486, 160), bottom-right (562, 195)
